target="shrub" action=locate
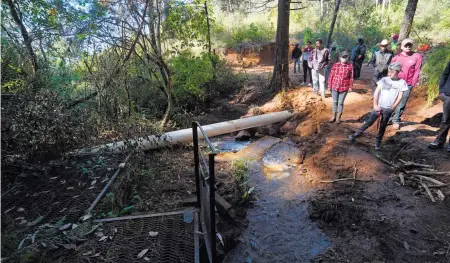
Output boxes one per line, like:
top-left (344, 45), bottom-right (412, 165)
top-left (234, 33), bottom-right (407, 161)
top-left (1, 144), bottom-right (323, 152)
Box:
top-left (421, 45), bottom-right (450, 104)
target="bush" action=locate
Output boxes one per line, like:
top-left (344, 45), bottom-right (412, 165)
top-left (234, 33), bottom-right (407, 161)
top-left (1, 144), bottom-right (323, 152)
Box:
top-left (421, 45), bottom-right (450, 104)
top-left (216, 22), bottom-right (275, 48)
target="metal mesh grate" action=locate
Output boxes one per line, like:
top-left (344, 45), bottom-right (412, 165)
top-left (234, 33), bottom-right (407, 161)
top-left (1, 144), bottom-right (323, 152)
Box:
top-left (57, 213), bottom-right (196, 263)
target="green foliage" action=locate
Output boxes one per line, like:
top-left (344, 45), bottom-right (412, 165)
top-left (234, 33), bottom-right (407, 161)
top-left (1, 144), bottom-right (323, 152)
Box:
top-left (422, 45), bottom-right (450, 104)
top-left (231, 159), bottom-right (249, 183)
top-left (215, 22), bottom-right (275, 48)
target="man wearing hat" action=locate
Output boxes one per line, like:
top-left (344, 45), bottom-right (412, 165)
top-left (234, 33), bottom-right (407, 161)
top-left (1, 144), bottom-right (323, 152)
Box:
top-left (349, 62), bottom-right (408, 150)
top-left (368, 39), bottom-right (394, 96)
top-left (390, 38), bottom-right (423, 129)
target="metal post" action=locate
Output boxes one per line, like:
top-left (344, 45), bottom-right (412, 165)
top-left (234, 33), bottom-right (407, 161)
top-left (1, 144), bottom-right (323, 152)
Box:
top-left (209, 153), bottom-right (216, 261)
top-left (192, 122), bottom-right (201, 208)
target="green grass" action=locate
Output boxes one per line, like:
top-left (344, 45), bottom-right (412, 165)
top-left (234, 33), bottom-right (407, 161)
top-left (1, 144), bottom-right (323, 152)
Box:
top-left (422, 44), bottom-right (450, 104)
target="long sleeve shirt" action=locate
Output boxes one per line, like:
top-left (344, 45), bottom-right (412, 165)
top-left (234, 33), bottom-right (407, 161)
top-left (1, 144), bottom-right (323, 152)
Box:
top-left (292, 47), bottom-right (302, 59)
top-left (328, 62), bottom-right (354, 92)
top-left (302, 47), bottom-right (313, 61)
top-left (368, 50), bottom-right (394, 73)
top-left (391, 52), bottom-right (423, 87)
top-left (439, 61), bottom-right (450, 96)
top-left (308, 47), bottom-right (330, 70)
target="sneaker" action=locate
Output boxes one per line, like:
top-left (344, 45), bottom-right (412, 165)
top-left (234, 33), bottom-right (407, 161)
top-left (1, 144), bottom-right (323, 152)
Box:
top-left (348, 134), bottom-right (356, 141)
top-left (392, 123), bottom-right (400, 130)
top-left (375, 141), bottom-right (381, 150)
top-left (428, 141), bottom-right (444, 149)
top-left (308, 83), bottom-right (312, 86)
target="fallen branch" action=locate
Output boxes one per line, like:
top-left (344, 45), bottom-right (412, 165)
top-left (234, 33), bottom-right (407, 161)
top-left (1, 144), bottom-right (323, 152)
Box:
top-left (398, 173), bottom-right (405, 185)
top-left (420, 183), bottom-right (436, 202)
top-left (427, 184), bottom-right (449, 189)
top-left (398, 159), bottom-right (433, 169)
top-left (436, 190), bottom-right (445, 201)
top-left (407, 170), bottom-right (450, 176)
top-left (375, 154), bottom-right (400, 171)
top-left (413, 175), bottom-right (445, 186)
top-left (320, 178), bottom-right (370, 183)
top-left (394, 143), bottom-right (410, 160)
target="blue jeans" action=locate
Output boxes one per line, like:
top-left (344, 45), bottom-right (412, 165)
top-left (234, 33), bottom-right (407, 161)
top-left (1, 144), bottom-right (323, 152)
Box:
top-left (293, 58), bottom-right (301, 73)
top-left (392, 86), bottom-right (412, 124)
top-left (331, 90), bottom-right (348, 113)
top-left (357, 108), bottom-right (394, 143)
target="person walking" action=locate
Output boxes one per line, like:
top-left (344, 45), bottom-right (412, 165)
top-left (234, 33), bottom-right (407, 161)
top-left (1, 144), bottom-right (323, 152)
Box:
top-left (390, 38), bottom-right (423, 129)
top-left (292, 43), bottom-right (302, 74)
top-left (302, 41), bottom-right (314, 86)
top-left (368, 39), bottom-right (394, 96)
top-left (349, 62), bottom-right (408, 150)
top-left (328, 50), bottom-right (353, 124)
top-left (352, 38), bottom-right (367, 79)
top-left (428, 61), bottom-right (450, 152)
top-left (308, 38), bottom-right (330, 98)
top-left (325, 42), bottom-right (340, 89)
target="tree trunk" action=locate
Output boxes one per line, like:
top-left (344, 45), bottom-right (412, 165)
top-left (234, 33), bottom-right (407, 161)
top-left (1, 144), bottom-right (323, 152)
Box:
top-left (269, 0), bottom-right (290, 93)
top-left (6, 0), bottom-right (38, 75)
top-left (326, 0), bottom-right (342, 48)
top-left (399, 0), bottom-right (419, 43)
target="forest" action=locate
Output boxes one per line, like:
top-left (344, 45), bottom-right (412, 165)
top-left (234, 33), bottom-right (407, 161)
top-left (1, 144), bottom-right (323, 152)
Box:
top-left (2, 0), bottom-right (450, 262)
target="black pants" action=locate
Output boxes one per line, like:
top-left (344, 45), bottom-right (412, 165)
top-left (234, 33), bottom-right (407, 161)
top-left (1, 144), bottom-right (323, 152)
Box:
top-left (302, 60), bottom-right (312, 84)
top-left (353, 59), bottom-right (363, 79)
top-left (436, 94), bottom-right (450, 144)
top-left (356, 108), bottom-right (393, 142)
top-left (372, 69), bottom-right (387, 95)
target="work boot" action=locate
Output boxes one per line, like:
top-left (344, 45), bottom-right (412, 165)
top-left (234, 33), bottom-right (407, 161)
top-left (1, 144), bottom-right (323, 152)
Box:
top-left (428, 141), bottom-right (444, 149)
top-left (336, 113), bottom-right (343, 124)
top-left (348, 132), bottom-right (361, 141)
top-left (329, 113), bottom-right (337, 123)
top-left (375, 141), bottom-right (381, 150)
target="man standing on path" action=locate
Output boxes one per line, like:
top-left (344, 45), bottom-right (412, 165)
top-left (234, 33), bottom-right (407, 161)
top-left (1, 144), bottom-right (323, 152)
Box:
top-left (308, 38), bottom-right (330, 98)
top-left (325, 42), bottom-right (340, 90)
top-left (302, 41), bottom-right (313, 86)
top-left (390, 38), bottom-right (423, 129)
top-left (352, 38), bottom-right (367, 79)
top-left (368, 39), bottom-right (394, 96)
top-left (428, 61), bottom-right (450, 152)
top-left (292, 43), bottom-right (302, 74)
top-left (349, 62), bottom-right (408, 150)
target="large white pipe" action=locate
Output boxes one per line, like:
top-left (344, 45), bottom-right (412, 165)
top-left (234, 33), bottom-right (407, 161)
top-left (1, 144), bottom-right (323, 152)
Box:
top-left (74, 111), bottom-right (293, 154)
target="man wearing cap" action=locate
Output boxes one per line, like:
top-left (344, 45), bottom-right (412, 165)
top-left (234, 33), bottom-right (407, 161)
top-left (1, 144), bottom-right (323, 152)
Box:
top-left (352, 38), bottom-right (367, 79)
top-left (349, 62), bottom-right (408, 150)
top-left (308, 38), bottom-right (330, 98)
top-left (368, 39), bottom-right (394, 96)
top-left (428, 61), bottom-right (450, 153)
top-left (390, 38), bottom-right (423, 129)
top-left (391, 34), bottom-right (399, 52)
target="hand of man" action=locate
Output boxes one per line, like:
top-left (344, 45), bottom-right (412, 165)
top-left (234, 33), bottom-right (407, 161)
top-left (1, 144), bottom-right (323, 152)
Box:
top-left (358, 55), bottom-right (363, 59)
top-left (374, 105), bottom-right (381, 112)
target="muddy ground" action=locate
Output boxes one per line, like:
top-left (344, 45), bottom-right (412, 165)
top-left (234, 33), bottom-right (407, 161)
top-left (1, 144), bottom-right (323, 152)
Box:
top-left (2, 63), bottom-right (450, 263)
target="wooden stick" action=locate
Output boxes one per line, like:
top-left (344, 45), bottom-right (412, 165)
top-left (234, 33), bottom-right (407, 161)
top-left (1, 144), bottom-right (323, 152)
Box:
top-left (427, 184), bottom-right (448, 189)
top-left (420, 183), bottom-right (436, 203)
top-left (394, 143), bottom-right (410, 160)
top-left (408, 170), bottom-right (450, 176)
top-left (436, 190), bottom-right (445, 201)
top-left (413, 175), bottom-right (445, 186)
top-left (398, 173), bottom-right (405, 185)
top-left (320, 178), bottom-right (370, 183)
top-left (398, 159), bottom-right (433, 169)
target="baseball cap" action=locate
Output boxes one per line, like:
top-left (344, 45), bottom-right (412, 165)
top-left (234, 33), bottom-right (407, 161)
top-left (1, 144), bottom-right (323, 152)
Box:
top-left (380, 39), bottom-right (389, 46)
top-left (392, 34), bottom-right (399, 40)
top-left (402, 38), bottom-right (414, 46)
top-left (388, 62), bottom-right (402, 71)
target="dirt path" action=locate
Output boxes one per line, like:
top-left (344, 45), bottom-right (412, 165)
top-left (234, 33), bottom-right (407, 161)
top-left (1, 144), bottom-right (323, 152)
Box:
top-left (221, 64), bottom-right (450, 262)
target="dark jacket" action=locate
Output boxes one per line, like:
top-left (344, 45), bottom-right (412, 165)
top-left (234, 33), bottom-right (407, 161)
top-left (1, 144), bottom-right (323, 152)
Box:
top-left (292, 47), bottom-right (302, 59)
top-left (353, 43), bottom-right (367, 61)
top-left (369, 49), bottom-right (394, 73)
top-left (439, 61), bottom-right (450, 96)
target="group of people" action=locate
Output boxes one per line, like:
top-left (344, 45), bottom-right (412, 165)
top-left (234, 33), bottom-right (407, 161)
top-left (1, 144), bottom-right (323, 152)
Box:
top-left (291, 36), bottom-right (450, 152)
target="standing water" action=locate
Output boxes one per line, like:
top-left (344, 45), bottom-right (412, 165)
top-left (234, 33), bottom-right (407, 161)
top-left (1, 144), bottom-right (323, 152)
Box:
top-left (220, 140), bottom-right (330, 263)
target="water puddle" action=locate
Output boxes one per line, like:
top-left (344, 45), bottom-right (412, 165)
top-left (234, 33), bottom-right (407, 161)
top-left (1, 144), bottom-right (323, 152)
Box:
top-left (212, 136), bottom-right (252, 152)
top-left (223, 140), bottom-right (330, 263)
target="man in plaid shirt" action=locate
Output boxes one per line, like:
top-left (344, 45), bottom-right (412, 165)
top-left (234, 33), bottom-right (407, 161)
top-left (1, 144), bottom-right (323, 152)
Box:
top-left (328, 50), bottom-right (353, 123)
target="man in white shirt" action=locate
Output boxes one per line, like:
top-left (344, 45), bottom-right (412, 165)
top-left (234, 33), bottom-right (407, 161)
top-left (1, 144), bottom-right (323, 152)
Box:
top-left (349, 62), bottom-right (408, 150)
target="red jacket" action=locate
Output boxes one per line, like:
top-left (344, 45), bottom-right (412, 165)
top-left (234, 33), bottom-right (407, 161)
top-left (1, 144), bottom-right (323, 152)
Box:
top-left (391, 52), bottom-right (423, 87)
top-left (328, 62), bottom-right (353, 92)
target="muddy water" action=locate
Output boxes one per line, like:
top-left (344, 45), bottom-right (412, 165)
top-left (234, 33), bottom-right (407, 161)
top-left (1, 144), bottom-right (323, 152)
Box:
top-left (220, 140), bottom-right (330, 263)
top-left (212, 136), bottom-right (252, 152)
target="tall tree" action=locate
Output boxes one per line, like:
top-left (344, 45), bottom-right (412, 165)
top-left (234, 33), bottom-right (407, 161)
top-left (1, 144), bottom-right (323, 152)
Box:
top-left (269, 0), bottom-right (290, 93)
top-left (399, 0), bottom-right (419, 42)
top-left (326, 0), bottom-right (342, 48)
